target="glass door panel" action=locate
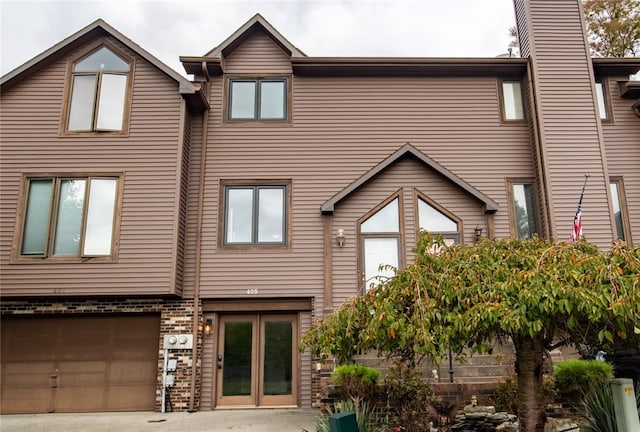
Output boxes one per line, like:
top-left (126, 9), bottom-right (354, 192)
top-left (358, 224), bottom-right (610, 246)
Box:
top-left (259, 316), bottom-right (297, 406)
top-left (216, 316), bottom-right (257, 406)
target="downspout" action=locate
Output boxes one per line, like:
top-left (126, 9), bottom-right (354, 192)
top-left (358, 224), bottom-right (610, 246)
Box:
top-left (189, 82), bottom-right (210, 412)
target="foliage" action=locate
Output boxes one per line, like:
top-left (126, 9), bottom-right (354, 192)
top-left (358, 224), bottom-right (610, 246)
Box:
top-left (583, 0), bottom-right (640, 57)
top-left (492, 373), bottom-right (557, 415)
top-left (331, 364), bottom-right (380, 405)
top-left (300, 234), bottom-right (640, 432)
top-left (579, 383), bottom-right (618, 432)
top-left (382, 362), bottom-right (436, 432)
top-left (554, 359), bottom-right (614, 400)
top-left (308, 399), bottom-right (386, 432)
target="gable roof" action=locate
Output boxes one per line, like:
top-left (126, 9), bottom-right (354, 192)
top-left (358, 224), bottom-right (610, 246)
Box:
top-left (321, 143), bottom-right (499, 215)
top-left (1, 19), bottom-right (205, 110)
top-left (205, 13), bottom-right (306, 59)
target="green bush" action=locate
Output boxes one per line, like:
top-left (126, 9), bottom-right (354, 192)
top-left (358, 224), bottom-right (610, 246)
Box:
top-left (554, 359), bottom-right (614, 399)
top-left (331, 364), bottom-right (380, 405)
top-left (383, 362), bottom-right (436, 432)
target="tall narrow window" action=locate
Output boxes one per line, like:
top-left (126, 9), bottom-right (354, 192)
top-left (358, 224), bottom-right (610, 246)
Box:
top-left (228, 78), bottom-right (287, 121)
top-left (67, 46), bottom-right (130, 132)
top-left (19, 176), bottom-right (119, 258)
top-left (595, 79), bottom-right (610, 121)
top-left (360, 197), bottom-right (400, 292)
top-left (509, 182), bottom-right (539, 239)
top-left (224, 185), bottom-right (287, 246)
top-left (501, 80), bottom-right (524, 121)
top-left (610, 179), bottom-right (629, 241)
top-left (417, 197), bottom-right (460, 245)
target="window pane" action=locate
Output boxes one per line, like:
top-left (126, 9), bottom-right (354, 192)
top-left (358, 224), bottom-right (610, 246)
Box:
top-left (68, 75), bottom-right (97, 131)
top-left (230, 81), bottom-right (256, 119)
top-left (595, 82), bottom-right (607, 120)
top-left (610, 182), bottom-right (625, 240)
top-left (222, 321), bottom-right (253, 396)
top-left (95, 74), bottom-right (127, 131)
top-left (502, 81), bottom-right (524, 120)
top-left (363, 237), bottom-right (399, 292)
top-left (361, 198), bottom-right (399, 233)
top-left (21, 179), bottom-right (53, 255)
top-left (226, 188), bottom-right (253, 243)
top-left (53, 179), bottom-right (86, 256)
top-left (258, 187), bottom-right (284, 243)
top-left (418, 199), bottom-right (457, 232)
top-left (513, 183), bottom-right (538, 239)
top-left (74, 47), bottom-right (129, 72)
top-left (260, 81), bottom-right (286, 119)
top-left (263, 320), bottom-right (293, 396)
top-left (84, 179), bottom-right (117, 255)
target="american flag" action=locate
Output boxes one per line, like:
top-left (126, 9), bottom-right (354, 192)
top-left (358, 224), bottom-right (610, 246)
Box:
top-left (570, 176), bottom-right (588, 242)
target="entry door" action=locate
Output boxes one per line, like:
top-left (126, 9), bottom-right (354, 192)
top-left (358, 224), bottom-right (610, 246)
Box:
top-left (216, 314), bottom-right (297, 407)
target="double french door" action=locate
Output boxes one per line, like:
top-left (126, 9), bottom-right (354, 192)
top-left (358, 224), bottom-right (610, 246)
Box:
top-left (216, 314), bottom-right (297, 407)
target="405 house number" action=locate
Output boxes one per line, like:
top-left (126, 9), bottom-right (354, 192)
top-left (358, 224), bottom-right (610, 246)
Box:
top-left (246, 288), bottom-right (259, 295)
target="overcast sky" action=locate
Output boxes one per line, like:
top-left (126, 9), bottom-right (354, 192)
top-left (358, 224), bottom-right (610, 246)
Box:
top-left (1, 0), bottom-right (517, 77)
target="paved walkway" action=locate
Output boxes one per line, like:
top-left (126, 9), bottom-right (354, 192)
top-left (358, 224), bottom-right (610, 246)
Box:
top-left (0, 409), bottom-right (320, 432)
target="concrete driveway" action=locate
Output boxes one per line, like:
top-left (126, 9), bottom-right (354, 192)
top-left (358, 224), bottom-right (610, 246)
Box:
top-left (0, 409), bottom-right (319, 432)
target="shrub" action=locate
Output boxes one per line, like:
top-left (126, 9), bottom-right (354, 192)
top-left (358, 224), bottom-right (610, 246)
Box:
top-left (554, 359), bottom-right (614, 400)
top-left (309, 399), bottom-right (386, 432)
top-left (579, 384), bottom-right (618, 432)
top-left (492, 373), bottom-right (557, 415)
top-left (383, 362), bottom-right (436, 432)
top-left (331, 364), bottom-right (380, 405)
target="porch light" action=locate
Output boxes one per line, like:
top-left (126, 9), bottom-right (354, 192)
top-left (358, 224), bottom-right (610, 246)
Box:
top-left (474, 226), bottom-right (483, 243)
top-left (204, 318), bottom-right (213, 335)
top-left (336, 229), bottom-right (346, 247)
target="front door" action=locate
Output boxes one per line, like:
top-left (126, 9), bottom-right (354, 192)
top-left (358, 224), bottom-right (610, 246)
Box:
top-left (216, 314), bottom-right (297, 407)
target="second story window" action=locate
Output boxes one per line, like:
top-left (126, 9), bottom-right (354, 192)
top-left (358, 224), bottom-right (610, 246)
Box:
top-left (610, 178), bottom-right (630, 242)
top-left (595, 79), bottom-right (611, 121)
top-left (66, 46), bottom-right (131, 133)
top-left (18, 176), bottom-right (120, 259)
top-left (508, 181), bottom-right (539, 239)
top-left (223, 184), bottom-right (288, 246)
top-left (500, 80), bottom-right (524, 121)
top-left (228, 78), bottom-right (288, 121)
top-left (417, 196), bottom-right (461, 245)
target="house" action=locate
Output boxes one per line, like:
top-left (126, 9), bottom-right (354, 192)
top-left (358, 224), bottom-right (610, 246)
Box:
top-left (1, 0), bottom-right (638, 414)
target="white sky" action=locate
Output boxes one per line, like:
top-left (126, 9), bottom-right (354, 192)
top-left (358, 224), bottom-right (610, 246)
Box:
top-left (1, 0), bottom-right (517, 77)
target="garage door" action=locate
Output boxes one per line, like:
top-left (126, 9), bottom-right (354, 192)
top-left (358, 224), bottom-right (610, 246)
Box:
top-left (1, 314), bottom-right (160, 414)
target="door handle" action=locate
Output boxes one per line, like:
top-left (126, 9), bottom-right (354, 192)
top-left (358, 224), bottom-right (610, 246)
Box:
top-left (217, 354), bottom-right (223, 369)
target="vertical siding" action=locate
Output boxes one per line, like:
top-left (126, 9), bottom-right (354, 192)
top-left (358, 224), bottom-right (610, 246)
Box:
top-left (224, 31), bottom-right (293, 74)
top-left (517, 0), bottom-right (613, 246)
top-left (0, 36), bottom-right (186, 296)
top-left (602, 77), bottom-right (640, 245)
top-left (173, 108), bottom-right (192, 296)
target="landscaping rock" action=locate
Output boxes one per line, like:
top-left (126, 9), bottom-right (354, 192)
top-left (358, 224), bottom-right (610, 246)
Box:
top-left (450, 405), bottom-right (519, 431)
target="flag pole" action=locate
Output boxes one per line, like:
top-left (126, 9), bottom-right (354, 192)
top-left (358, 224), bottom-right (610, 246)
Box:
top-left (570, 174), bottom-right (589, 242)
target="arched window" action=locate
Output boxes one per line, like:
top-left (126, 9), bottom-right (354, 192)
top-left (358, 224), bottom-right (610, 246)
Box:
top-left (417, 196), bottom-right (461, 245)
top-left (66, 46), bottom-right (130, 132)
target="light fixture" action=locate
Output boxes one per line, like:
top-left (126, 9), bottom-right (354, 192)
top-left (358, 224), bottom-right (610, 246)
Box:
top-left (336, 229), bottom-right (345, 247)
top-left (204, 318), bottom-right (213, 335)
top-left (474, 226), bottom-right (483, 243)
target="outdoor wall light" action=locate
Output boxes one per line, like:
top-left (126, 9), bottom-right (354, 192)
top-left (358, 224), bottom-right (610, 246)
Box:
top-left (204, 318), bottom-right (213, 335)
top-left (474, 226), bottom-right (483, 243)
top-left (336, 229), bottom-right (346, 247)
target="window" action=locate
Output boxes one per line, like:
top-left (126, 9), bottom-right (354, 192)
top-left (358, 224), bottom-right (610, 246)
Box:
top-left (66, 46), bottom-right (130, 132)
top-left (360, 196), bottom-right (401, 292)
top-left (595, 79), bottom-right (611, 121)
top-left (500, 80), bottom-right (524, 121)
top-left (508, 182), bottom-right (539, 239)
top-left (610, 178), bottom-right (630, 242)
top-left (417, 196), bottom-right (460, 245)
top-left (223, 185), bottom-right (287, 246)
top-left (19, 176), bottom-right (119, 258)
top-left (228, 78), bottom-right (287, 121)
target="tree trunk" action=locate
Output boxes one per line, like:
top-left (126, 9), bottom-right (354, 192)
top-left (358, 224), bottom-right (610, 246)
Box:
top-left (513, 335), bottom-right (546, 432)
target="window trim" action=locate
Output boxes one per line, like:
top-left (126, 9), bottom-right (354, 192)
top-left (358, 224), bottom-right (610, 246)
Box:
top-left (60, 40), bottom-right (134, 137)
top-left (12, 173), bottom-right (123, 263)
top-left (609, 177), bottom-right (632, 243)
top-left (414, 190), bottom-right (463, 245)
top-left (357, 191), bottom-right (405, 293)
top-left (224, 75), bottom-right (292, 125)
top-left (595, 77), bottom-right (613, 123)
top-left (498, 78), bottom-right (526, 123)
top-left (219, 180), bottom-right (292, 250)
top-left (506, 179), bottom-right (540, 239)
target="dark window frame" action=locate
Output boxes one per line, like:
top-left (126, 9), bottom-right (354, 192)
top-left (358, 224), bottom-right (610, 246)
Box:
top-left (595, 77), bottom-right (614, 123)
top-left (415, 191), bottom-right (463, 245)
top-left (498, 78), bottom-right (526, 122)
top-left (609, 177), bottom-right (631, 243)
top-left (226, 76), bottom-right (291, 123)
top-left (507, 179), bottom-right (540, 239)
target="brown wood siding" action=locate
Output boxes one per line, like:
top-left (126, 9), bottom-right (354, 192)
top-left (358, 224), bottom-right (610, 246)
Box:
top-left (519, 0), bottom-right (613, 247)
top-left (173, 107), bottom-right (192, 296)
top-left (224, 31), bottom-right (293, 74)
top-left (602, 77), bottom-right (640, 245)
top-left (191, 74), bottom-right (532, 303)
top-left (0, 36), bottom-right (187, 297)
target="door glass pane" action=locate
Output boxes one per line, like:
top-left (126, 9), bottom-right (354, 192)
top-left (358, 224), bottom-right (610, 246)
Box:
top-left (53, 179), bottom-right (86, 256)
top-left (263, 321), bottom-right (292, 396)
top-left (363, 237), bottom-right (399, 292)
top-left (230, 81), bottom-right (256, 119)
top-left (22, 179), bottom-right (53, 255)
top-left (260, 81), bottom-right (285, 119)
top-left (418, 199), bottom-right (457, 232)
top-left (258, 187), bottom-right (284, 243)
top-left (68, 75), bottom-right (97, 131)
top-left (74, 47), bottom-right (129, 72)
top-left (502, 81), bottom-right (523, 120)
top-left (223, 321), bottom-right (253, 397)
top-left (84, 179), bottom-right (117, 256)
top-left (226, 188), bottom-right (253, 243)
top-left (96, 74), bottom-right (127, 130)
top-left (361, 198), bottom-right (399, 233)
